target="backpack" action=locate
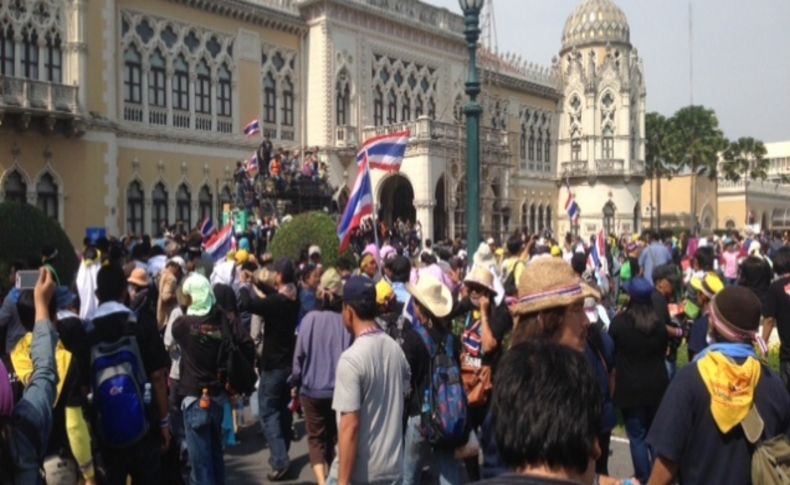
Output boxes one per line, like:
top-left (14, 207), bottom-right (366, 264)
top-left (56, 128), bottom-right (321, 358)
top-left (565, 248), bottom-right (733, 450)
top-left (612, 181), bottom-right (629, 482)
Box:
top-left (412, 321), bottom-right (469, 448)
top-left (218, 310), bottom-right (257, 395)
top-left (745, 406), bottom-right (790, 485)
top-left (89, 316), bottom-right (150, 448)
top-left (503, 260), bottom-right (524, 297)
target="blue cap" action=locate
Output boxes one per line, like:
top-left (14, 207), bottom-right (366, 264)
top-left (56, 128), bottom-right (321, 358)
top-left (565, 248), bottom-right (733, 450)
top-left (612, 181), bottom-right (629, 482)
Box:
top-left (624, 276), bottom-right (653, 303)
top-left (238, 237), bottom-right (251, 251)
top-left (343, 276), bottom-right (376, 303)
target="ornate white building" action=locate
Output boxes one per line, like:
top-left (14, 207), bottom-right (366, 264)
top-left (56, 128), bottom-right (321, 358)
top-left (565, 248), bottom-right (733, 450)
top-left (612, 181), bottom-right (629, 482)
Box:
top-left (556, 0), bottom-right (647, 238)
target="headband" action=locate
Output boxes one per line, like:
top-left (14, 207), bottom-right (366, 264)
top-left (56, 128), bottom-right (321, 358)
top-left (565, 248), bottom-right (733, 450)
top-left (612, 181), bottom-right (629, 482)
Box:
top-left (709, 301), bottom-right (768, 355)
top-left (517, 283), bottom-right (583, 306)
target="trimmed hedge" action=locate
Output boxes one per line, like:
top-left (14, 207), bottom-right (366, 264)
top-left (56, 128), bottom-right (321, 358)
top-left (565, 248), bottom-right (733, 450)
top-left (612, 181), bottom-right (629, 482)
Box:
top-left (269, 211), bottom-right (344, 267)
top-left (0, 202), bottom-right (78, 292)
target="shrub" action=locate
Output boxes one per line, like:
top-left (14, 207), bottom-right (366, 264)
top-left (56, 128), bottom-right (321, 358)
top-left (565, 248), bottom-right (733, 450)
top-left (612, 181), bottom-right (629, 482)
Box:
top-left (0, 203), bottom-right (78, 293)
top-left (269, 211), bottom-right (345, 267)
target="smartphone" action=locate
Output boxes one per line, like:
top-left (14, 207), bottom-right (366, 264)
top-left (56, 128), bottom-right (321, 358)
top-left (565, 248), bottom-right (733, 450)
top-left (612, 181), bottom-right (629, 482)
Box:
top-left (15, 270), bottom-right (39, 290)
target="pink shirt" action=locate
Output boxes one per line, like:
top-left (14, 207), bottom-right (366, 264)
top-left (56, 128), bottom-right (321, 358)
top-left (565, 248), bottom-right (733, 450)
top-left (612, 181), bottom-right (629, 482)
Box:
top-left (722, 251), bottom-right (739, 279)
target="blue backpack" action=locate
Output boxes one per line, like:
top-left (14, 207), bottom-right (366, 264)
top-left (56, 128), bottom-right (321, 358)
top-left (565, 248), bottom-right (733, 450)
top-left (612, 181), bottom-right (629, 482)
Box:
top-left (412, 321), bottom-right (469, 448)
top-left (90, 317), bottom-right (150, 448)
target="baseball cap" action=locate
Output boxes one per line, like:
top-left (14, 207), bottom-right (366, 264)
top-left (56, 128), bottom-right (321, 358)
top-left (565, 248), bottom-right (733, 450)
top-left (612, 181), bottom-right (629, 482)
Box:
top-left (308, 245), bottom-right (322, 257)
top-left (343, 276), bottom-right (376, 303)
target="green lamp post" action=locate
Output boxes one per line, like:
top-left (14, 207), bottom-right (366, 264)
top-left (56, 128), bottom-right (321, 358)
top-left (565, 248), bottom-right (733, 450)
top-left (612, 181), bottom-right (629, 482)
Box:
top-left (459, 0), bottom-right (483, 256)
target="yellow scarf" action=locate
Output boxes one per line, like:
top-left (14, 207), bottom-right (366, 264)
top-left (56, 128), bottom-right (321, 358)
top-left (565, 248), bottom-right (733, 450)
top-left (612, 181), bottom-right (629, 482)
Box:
top-left (10, 333), bottom-right (73, 407)
top-left (697, 351), bottom-right (761, 433)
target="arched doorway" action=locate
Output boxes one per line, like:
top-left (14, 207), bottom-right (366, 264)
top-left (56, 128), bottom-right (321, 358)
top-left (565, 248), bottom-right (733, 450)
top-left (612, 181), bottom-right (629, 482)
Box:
top-left (378, 174), bottom-right (415, 226)
top-left (434, 175), bottom-right (447, 242)
top-left (602, 201), bottom-right (616, 235)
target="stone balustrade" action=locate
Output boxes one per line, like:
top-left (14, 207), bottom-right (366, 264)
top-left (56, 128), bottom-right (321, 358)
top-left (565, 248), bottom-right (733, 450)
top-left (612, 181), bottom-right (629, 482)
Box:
top-left (1, 77), bottom-right (79, 114)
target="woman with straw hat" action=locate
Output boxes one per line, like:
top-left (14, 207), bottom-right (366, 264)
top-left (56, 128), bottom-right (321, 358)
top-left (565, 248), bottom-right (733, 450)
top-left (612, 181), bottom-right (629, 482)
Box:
top-left (402, 274), bottom-right (464, 485)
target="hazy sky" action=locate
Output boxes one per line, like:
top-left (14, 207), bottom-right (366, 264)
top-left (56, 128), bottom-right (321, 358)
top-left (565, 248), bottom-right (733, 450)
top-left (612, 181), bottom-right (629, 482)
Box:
top-left (426, 0), bottom-right (790, 143)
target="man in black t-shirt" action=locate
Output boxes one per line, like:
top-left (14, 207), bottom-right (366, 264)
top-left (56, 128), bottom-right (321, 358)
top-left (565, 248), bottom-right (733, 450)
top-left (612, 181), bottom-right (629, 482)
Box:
top-left (761, 246), bottom-right (790, 391)
top-left (647, 286), bottom-right (790, 484)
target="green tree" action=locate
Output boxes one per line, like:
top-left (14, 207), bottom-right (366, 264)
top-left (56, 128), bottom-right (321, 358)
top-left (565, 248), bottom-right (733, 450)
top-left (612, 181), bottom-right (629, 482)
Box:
top-left (720, 137), bottom-right (768, 182)
top-left (645, 112), bottom-right (673, 229)
top-left (269, 211), bottom-right (346, 267)
top-left (665, 106), bottom-right (727, 233)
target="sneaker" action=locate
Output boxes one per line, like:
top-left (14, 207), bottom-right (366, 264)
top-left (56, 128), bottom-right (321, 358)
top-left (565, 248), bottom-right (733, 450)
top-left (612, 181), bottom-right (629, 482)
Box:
top-left (266, 467), bottom-right (289, 481)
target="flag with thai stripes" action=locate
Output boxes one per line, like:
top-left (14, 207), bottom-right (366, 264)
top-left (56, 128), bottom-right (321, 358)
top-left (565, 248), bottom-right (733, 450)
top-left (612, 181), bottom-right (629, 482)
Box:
top-left (564, 180), bottom-right (580, 223)
top-left (246, 152), bottom-right (259, 177)
top-left (199, 217), bottom-right (215, 240)
top-left (355, 131), bottom-right (410, 171)
top-left (337, 160), bottom-right (374, 252)
top-left (244, 119), bottom-right (261, 137)
top-left (587, 229), bottom-right (609, 276)
top-left (205, 223), bottom-right (234, 262)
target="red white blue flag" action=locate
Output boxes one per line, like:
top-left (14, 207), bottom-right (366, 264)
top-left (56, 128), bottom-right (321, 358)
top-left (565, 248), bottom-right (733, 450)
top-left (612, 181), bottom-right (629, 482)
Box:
top-left (199, 217), bottom-right (215, 240)
top-left (244, 119), bottom-right (261, 137)
top-left (205, 223), bottom-right (234, 262)
top-left (246, 152), bottom-right (259, 177)
top-left (564, 179), bottom-right (580, 223)
top-left (355, 131), bottom-right (410, 171)
top-left (337, 160), bottom-right (374, 252)
top-left (587, 229), bottom-right (609, 276)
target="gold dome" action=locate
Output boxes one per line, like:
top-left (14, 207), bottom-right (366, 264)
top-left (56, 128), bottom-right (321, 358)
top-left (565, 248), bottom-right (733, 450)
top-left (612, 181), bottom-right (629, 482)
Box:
top-left (562, 0), bottom-right (630, 51)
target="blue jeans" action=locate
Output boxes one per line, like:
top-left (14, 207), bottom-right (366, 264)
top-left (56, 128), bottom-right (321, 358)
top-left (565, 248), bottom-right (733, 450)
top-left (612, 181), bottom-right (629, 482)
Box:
top-left (402, 415), bottom-right (462, 485)
top-left (622, 406), bottom-right (656, 484)
top-left (259, 367), bottom-right (292, 471)
top-left (183, 396), bottom-right (226, 485)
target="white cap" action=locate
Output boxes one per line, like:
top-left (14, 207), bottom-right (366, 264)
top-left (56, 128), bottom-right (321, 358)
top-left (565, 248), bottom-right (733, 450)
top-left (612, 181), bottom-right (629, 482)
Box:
top-left (308, 245), bottom-right (322, 257)
top-left (486, 237), bottom-right (495, 245)
top-left (167, 256), bottom-right (186, 272)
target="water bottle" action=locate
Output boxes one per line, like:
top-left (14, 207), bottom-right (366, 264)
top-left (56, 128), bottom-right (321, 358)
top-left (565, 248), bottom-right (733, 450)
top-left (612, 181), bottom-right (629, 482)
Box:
top-left (143, 383), bottom-right (152, 405)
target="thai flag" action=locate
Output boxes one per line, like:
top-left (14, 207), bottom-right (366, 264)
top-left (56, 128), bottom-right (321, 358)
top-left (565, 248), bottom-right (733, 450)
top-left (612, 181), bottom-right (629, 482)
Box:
top-left (355, 131), bottom-right (410, 171)
top-left (564, 180), bottom-right (580, 223)
top-left (587, 229), bottom-right (609, 276)
top-left (244, 119), bottom-right (261, 137)
top-left (200, 217), bottom-right (215, 240)
top-left (205, 224), bottom-right (234, 262)
top-left (337, 160), bottom-right (374, 252)
top-left (246, 152), bottom-right (259, 177)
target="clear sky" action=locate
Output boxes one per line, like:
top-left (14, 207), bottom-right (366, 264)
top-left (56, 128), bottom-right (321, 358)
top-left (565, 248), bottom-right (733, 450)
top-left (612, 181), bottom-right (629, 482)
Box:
top-left (425, 0), bottom-right (790, 143)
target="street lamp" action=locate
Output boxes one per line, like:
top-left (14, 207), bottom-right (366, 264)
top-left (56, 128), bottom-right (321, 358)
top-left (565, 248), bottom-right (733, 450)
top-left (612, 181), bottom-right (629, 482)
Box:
top-left (459, 0), bottom-right (483, 257)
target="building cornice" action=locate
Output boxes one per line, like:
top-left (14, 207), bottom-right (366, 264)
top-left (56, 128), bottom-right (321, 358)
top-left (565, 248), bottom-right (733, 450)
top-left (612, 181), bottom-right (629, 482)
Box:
top-left (166, 0), bottom-right (307, 35)
top-left (483, 70), bottom-right (562, 101)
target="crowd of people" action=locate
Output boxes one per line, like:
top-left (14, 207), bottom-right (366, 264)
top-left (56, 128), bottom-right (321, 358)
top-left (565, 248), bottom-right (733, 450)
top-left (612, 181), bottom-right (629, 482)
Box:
top-left (2, 220), bottom-right (790, 485)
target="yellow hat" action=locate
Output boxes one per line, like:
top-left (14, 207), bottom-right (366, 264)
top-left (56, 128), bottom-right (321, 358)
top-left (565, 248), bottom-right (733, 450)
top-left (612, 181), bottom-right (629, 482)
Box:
top-left (360, 253), bottom-right (376, 269)
top-left (691, 273), bottom-right (725, 299)
top-left (234, 249), bottom-right (250, 265)
top-left (550, 245), bottom-right (562, 257)
top-left (376, 280), bottom-right (394, 305)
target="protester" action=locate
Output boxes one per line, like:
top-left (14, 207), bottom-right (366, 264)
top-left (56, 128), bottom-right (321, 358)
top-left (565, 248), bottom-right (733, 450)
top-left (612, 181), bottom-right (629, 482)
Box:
top-left (760, 246), bottom-right (790, 391)
top-left (639, 231), bottom-right (672, 283)
top-left (291, 268), bottom-right (352, 485)
top-left (328, 276), bottom-right (410, 485)
top-left (609, 276), bottom-right (669, 484)
top-left (686, 273), bottom-right (725, 360)
top-left (238, 259), bottom-right (299, 480)
top-left (647, 286), bottom-right (790, 484)
top-left (157, 256), bottom-right (185, 331)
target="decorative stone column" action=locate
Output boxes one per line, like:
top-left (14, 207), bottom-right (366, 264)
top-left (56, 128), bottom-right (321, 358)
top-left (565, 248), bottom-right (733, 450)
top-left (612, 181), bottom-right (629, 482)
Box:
top-left (414, 198), bottom-right (435, 245)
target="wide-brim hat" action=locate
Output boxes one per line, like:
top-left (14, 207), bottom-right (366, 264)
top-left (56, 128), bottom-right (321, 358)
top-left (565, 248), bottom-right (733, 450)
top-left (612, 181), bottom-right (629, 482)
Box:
top-left (511, 258), bottom-right (600, 316)
top-left (406, 273), bottom-right (453, 319)
top-left (464, 266), bottom-right (496, 295)
top-left (690, 273), bottom-right (724, 299)
top-left (127, 268), bottom-right (149, 287)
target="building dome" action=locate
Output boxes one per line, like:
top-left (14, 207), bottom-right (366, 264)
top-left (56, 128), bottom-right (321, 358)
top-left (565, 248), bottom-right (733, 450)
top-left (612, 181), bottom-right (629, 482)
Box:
top-left (561, 0), bottom-right (630, 51)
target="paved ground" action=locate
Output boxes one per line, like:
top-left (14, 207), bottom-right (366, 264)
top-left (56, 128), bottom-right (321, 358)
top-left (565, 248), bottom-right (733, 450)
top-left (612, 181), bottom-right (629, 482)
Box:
top-left (224, 417), bottom-right (635, 484)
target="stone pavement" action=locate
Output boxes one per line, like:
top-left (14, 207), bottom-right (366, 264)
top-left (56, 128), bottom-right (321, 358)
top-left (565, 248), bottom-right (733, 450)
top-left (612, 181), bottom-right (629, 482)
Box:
top-left (224, 416), bottom-right (635, 484)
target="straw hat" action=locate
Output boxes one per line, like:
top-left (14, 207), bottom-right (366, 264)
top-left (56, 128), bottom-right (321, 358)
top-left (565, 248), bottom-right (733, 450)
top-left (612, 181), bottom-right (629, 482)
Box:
top-left (318, 268), bottom-right (343, 295)
top-left (406, 273), bottom-right (453, 319)
top-left (464, 266), bottom-right (496, 295)
top-left (127, 268), bottom-right (149, 287)
top-left (511, 258), bottom-right (599, 316)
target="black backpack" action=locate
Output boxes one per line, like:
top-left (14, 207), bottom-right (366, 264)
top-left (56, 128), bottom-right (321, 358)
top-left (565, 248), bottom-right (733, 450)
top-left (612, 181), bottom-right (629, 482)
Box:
top-left (503, 260), bottom-right (524, 297)
top-left (217, 310), bottom-right (257, 395)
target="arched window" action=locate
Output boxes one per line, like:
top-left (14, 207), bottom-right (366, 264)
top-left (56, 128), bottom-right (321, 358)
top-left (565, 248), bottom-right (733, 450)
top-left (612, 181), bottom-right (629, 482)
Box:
top-left (263, 72), bottom-right (277, 123)
top-left (21, 28), bottom-right (38, 79)
top-left (415, 95), bottom-right (424, 118)
top-left (546, 206), bottom-right (552, 230)
top-left (521, 201), bottom-right (528, 231)
top-left (538, 205), bottom-right (545, 231)
top-left (36, 173), bottom-right (58, 220)
top-left (127, 181), bottom-right (144, 235)
top-left (428, 97), bottom-right (436, 119)
top-left (199, 185), bottom-right (212, 223)
top-left (336, 72), bottom-right (350, 125)
top-left (1, 27), bottom-right (14, 76)
top-left (176, 184), bottom-right (191, 228)
top-left (602, 125), bottom-right (614, 159)
top-left (3, 170), bottom-right (27, 204)
top-left (401, 93), bottom-right (411, 122)
top-left (386, 90), bottom-right (397, 124)
top-left (217, 64), bottom-right (232, 117)
top-left (453, 95), bottom-right (464, 123)
top-left (148, 50), bottom-right (166, 108)
top-left (529, 204), bottom-right (536, 234)
top-left (43, 33), bottom-right (61, 83)
top-left (571, 128), bottom-right (582, 162)
top-left (123, 46), bottom-right (142, 104)
top-left (373, 86), bottom-right (383, 126)
top-left (536, 131), bottom-right (544, 162)
top-left (218, 185), bottom-right (232, 215)
top-left (544, 132), bottom-right (551, 166)
top-left (281, 76), bottom-right (294, 126)
top-left (603, 201), bottom-right (616, 235)
top-left (520, 127), bottom-right (527, 160)
top-left (172, 55), bottom-right (189, 111)
top-left (152, 182), bottom-right (168, 236)
top-left (528, 128), bottom-right (535, 160)
top-left (196, 59), bottom-right (211, 114)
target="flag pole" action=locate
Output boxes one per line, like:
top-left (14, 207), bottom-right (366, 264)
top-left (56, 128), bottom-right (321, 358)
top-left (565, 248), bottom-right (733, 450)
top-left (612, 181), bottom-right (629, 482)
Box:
top-left (364, 152), bottom-right (382, 250)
